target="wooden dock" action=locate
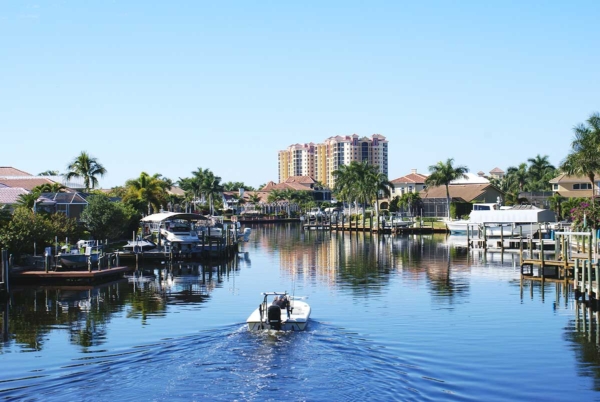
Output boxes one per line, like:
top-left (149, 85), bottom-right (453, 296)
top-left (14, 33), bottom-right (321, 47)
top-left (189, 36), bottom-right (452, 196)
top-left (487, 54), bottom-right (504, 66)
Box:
top-left (10, 265), bottom-right (134, 284)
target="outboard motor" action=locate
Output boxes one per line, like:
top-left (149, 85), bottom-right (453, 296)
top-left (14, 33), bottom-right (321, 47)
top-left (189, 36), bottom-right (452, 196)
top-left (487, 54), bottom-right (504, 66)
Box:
top-left (267, 305), bottom-right (282, 330)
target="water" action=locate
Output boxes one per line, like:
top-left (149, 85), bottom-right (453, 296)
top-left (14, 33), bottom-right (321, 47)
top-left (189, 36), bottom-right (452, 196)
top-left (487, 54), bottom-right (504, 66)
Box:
top-left (1, 223), bottom-right (600, 401)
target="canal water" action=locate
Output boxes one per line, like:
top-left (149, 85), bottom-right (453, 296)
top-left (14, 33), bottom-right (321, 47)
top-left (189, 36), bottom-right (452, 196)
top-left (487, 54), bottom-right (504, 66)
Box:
top-left (1, 223), bottom-right (600, 401)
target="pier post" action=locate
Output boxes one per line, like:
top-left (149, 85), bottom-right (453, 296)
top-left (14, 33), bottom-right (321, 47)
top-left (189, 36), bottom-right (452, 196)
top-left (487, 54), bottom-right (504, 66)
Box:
top-left (483, 225), bottom-right (488, 249)
top-left (574, 259), bottom-right (579, 294)
top-left (528, 236), bottom-right (533, 260)
top-left (500, 226), bottom-right (504, 251)
top-left (579, 260), bottom-right (588, 300)
top-left (467, 225), bottom-right (470, 248)
top-left (588, 258), bottom-right (594, 301)
top-left (595, 263), bottom-right (599, 303)
top-left (519, 236), bottom-right (523, 265)
top-left (540, 237), bottom-right (545, 269)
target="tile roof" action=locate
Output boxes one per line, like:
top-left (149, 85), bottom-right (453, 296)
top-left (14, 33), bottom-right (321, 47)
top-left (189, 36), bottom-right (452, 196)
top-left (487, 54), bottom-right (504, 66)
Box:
top-left (0, 178), bottom-right (59, 191)
top-left (390, 172), bottom-right (428, 184)
top-left (0, 187), bottom-right (29, 204)
top-left (420, 183), bottom-right (498, 202)
top-left (490, 167), bottom-right (505, 173)
top-left (0, 167), bottom-right (33, 177)
top-left (284, 176), bottom-right (315, 185)
top-left (549, 174), bottom-right (597, 184)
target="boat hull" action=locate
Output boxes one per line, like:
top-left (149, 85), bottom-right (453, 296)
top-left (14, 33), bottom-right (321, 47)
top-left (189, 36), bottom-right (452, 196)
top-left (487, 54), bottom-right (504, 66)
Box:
top-left (246, 300), bottom-right (311, 332)
top-left (59, 253), bottom-right (100, 268)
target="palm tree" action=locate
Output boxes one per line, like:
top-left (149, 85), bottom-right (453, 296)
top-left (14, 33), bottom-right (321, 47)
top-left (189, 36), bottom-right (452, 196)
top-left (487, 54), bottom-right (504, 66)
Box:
top-left (65, 151), bottom-right (107, 192)
top-left (560, 112), bottom-right (600, 203)
top-left (124, 172), bottom-right (169, 215)
top-left (16, 190), bottom-right (41, 211)
top-left (527, 154), bottom-right (556, 191)
top-left (359, 163), bottom-right (392, 224)
top-left (333, 162), bottom-right (362, 217)
top-left (200, 170), bottom-right (224, 216)
top-left (425, 158), bottom-right (469, 219)
top-left (38, 170), bottom-right (59, 176)
top-left (548, 193), bottom-right (566, 221)
top-left (33, 183), bottom-right (66, 193)
top-left (248, 193), bottom-right (261, 205)
top-left (505, 163), bottom-right (529, 193)
top-left (398, 192), bottom-right (422, 217)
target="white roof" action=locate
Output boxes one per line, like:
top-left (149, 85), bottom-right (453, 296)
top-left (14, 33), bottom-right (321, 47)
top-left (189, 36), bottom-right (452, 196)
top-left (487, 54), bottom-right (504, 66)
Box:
top-left (450, 173), bottom-right (490, 185)
top-left (140, 212), bottom-right (208, 222)
top-left (470, 206), bottom-right (556, 224)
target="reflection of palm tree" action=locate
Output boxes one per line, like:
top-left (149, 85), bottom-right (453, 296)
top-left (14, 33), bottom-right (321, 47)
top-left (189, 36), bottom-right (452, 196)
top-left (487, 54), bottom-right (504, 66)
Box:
top-left (65, 151), bottom-right (107, 192)
top-left (425, 158), bottom-right (469, 219)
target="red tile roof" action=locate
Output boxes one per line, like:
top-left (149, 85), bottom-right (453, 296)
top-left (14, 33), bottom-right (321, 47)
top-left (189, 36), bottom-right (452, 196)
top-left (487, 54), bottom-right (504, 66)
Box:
top-left (420, 183), bottom-right (499, 202)
top-left (0, 167), bottom-right (33, 177)
top-left (390, 172), bottom-right (428, 184)
top-left (0, 178), bottom-right (59, 191)
top-left (489, 167), bottom-right (504, 173)
top-left (284, 176), bottom-right (315, 184)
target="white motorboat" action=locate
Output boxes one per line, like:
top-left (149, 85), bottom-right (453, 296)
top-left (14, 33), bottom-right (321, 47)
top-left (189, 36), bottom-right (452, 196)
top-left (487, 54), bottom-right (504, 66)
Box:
top-left (246, 292), bottom-right (311, 331)
top-left (379, 213), bottom-right (412, 229)
top-left (445, 203), bottom-right (556, 236)
top-left (123, 238), bottom-right (157, 252)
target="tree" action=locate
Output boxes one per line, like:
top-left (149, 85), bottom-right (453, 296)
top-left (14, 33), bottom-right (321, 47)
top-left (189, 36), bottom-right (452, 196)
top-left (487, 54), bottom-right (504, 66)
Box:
top-left (425, 158), bottom-right (469, 219)
top-left (505, 163), bottom-right (529, 193)
top-left (38, 170), bottom-right (59, 176)
top-left (123, 172), bottom-right (170, 215)
top-left (560, 112), bottom-right (600, 203)
top-left (16, 190), bottom-right (41, 211)
top-left (527, 154), bottom-right (556, 191)
top-left (0, 206), bottom-right (80, 257)
top-left (398, 192), bottom-right (422, 217)
top-left (33, 182), bottom-right (66, 193)
top-left (65, 151), bottom-right (107, 192)
top-left (548, 193), bottom-right (566, 221)
top-left (80, 195), bottom-right (140, 241)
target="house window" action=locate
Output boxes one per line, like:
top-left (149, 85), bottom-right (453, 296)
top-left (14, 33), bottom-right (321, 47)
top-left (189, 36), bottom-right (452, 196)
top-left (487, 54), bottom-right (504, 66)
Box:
top-left (552, 184), bottom-right (558, 191)
top-left (573, 183), bottom-right (592, 190)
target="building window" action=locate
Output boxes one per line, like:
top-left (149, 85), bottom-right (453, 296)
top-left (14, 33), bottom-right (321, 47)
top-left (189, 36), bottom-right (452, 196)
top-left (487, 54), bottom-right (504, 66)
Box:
top-left (573, 183), bottom-right (592, 190)
top-left (552, 184), bottom-right (558, 191)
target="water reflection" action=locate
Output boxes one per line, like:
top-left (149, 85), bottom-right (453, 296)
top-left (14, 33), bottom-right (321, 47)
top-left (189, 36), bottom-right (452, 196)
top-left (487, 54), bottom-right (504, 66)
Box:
top-left (0, 256), bottom-right (246, 351)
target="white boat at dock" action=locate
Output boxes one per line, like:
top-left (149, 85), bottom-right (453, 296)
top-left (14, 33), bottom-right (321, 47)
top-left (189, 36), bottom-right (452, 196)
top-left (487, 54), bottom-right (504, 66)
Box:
top-left (445, 203), bottom-right (556, 237)
top-left (246, 292), bottom-right (311, 331)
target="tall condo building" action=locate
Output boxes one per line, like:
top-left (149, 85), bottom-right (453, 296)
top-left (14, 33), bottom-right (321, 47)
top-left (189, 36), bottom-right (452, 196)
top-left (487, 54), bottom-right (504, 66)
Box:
top-left (278, 134), bottom-right (388, 187)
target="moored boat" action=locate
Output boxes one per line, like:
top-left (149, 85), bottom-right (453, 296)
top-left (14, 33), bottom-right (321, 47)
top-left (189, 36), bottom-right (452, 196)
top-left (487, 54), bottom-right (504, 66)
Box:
top-left (246, 292), bottom-right (311, 331)
top-left (58, 240), bottom-right (103, 268)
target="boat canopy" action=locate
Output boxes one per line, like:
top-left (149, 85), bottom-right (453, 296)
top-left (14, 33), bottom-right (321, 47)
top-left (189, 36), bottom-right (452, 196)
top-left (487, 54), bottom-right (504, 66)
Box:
top-left (470, 205), bottom-right (556, 224)
top-left (140, 212), bottom-right (209, 222)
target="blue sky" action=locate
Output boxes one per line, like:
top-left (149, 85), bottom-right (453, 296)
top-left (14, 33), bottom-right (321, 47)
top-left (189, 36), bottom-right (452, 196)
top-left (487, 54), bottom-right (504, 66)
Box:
top-left (1, 1), bottom-right (598, 189)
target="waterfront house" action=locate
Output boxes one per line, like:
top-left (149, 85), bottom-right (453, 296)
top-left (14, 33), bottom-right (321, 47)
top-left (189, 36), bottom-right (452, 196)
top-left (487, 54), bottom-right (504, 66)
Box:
top-left (420, 173), bottom-right (504, 218)
top-left (389, 169), bottom-right (428, 197)
top-left (549, 174), bottom-right (599, 198)
top-left (489, 167), bottom-right (505, 180)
